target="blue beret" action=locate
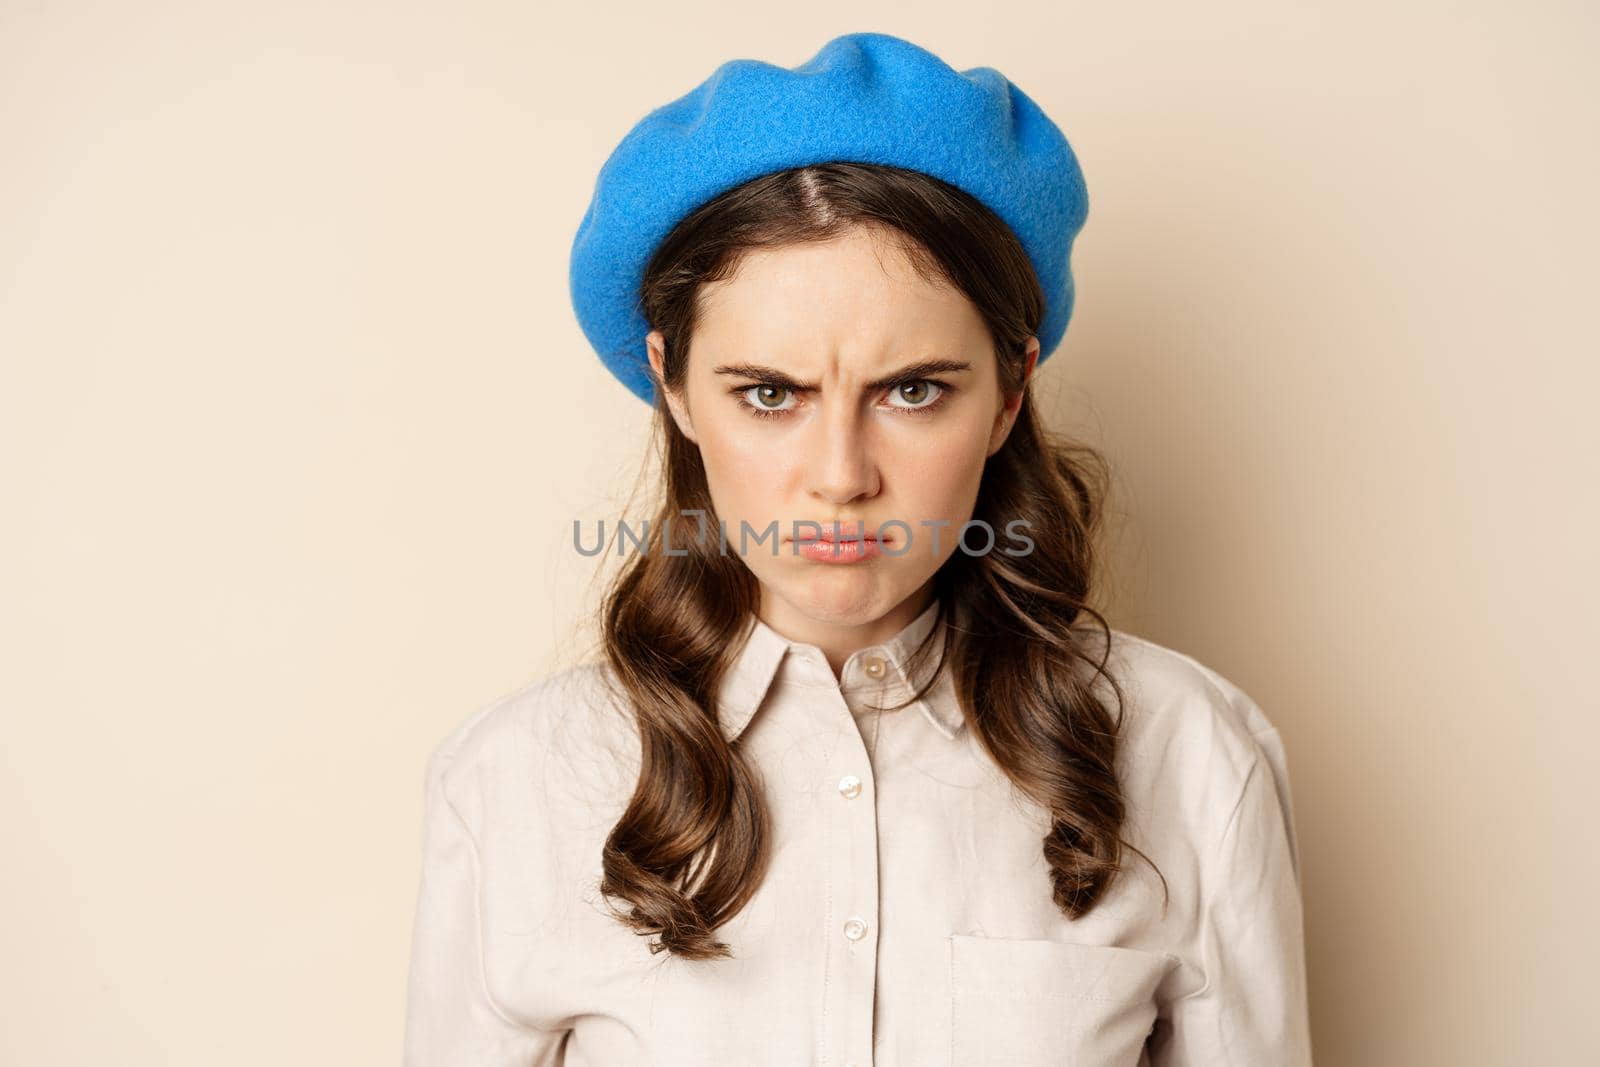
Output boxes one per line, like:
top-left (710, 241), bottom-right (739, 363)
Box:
top-left (568, 31), bottom-right (1089, 405)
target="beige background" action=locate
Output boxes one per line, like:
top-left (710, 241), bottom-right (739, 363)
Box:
top-left (2, 2), bottom-right (1595, 1063)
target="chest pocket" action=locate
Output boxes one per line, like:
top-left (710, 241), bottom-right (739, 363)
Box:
top-left (948, 934), bottom-right (1171, 1067)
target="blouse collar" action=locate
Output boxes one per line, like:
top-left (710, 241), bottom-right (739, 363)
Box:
top-left (715, 596), bottom-right (963, 743)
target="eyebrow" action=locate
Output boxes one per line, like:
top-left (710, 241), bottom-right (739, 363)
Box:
top-left (710, 358), bottom-right (973, 392)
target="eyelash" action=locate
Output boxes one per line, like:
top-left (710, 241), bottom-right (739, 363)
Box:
top-left (732, 379), bottom-right (956, 421)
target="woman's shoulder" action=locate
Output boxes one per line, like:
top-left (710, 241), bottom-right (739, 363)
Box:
top-left (423, 659), bottom-right (642, 817)
top-left (1074, 625), bottom-right (1289, 793)
top-left (1092, 625), bottom-right (1305, 880)
top-left (1103, 627), bottom-right (1279, 732)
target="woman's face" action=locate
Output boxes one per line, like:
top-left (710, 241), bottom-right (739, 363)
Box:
top-left (647, 226), bottom-right (1037, 655)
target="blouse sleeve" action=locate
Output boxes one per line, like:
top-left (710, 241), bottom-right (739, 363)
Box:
top-left (1147, 727), bottom-right (1314, 1065)
top-left (402, 741), bottom-right (569, 1066)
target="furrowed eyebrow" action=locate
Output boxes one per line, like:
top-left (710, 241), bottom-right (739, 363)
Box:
top-left (711, 358), bottom-right (973, 392)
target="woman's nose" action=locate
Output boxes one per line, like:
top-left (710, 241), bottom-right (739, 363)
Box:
top-left (805, 406), bottom-right (880, 504)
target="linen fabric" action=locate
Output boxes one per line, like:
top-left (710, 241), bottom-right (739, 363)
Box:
top-left (402, 598), bottom-right (1313, 1065)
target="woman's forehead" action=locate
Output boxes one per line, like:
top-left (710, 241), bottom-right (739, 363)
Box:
top-left (691, 242), bottom-right (985, 362)
top-left (701, 228), bottom-right (941, 302)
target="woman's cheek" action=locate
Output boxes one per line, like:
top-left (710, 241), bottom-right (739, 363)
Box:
top-left (703, 441), bottom-right (782, 530)
top-left (898, 429), bottom-right (986, 503)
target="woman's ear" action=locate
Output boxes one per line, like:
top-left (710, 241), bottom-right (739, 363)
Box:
top-left (646, 330), bottom-right (698, 445)
top-left (988, 336), bottom-right (1040, 455)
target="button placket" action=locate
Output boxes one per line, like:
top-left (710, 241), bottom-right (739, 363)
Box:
top-left (819, 679), bottom-right (880, 1067)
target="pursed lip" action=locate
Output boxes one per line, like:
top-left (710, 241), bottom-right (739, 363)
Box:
top-left (786, 522), bottom-right (884, 544)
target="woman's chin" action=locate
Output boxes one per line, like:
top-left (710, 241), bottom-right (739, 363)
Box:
top-left (763, 571), bottom-right (913, 623)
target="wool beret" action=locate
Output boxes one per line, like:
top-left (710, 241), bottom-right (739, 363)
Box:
top-left (568, 31), bottom-right (1089, 406)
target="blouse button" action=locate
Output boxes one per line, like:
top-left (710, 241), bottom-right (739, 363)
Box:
top-left (837, 774), bottom-right (862, 800)
top-left (862, 654), bottom-right (888, 679)
top-left (843, 917), bottom-right (868, 941)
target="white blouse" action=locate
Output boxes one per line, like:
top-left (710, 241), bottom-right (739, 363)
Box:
top-left (403, 597), bottom-right (1312, 1065)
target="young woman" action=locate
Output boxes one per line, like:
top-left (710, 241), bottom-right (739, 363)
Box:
top-left (404, 32), bottom-right (1311, 1066)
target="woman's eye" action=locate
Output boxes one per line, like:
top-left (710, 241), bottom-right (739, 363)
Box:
top-left (738, 378), bottom-right (949, 418)
top-left (886, 379), bottom-right (943, 409)
top-left (742, 384), bottom-right (797, 413)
